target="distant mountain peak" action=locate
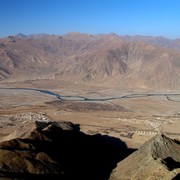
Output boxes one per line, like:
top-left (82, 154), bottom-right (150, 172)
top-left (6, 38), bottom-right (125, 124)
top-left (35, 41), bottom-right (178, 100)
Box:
top-left (15, 33), bottom-right (27, 38)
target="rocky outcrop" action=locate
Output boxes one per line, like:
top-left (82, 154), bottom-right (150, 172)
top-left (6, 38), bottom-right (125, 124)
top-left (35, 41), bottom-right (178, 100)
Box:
top-left (0, 120), bottom-right (132, 180)
top-left (110, 134), bottom-right (180, 180)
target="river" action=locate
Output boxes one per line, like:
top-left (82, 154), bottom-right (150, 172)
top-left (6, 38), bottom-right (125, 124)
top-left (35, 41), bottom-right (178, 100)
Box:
top-left (0, 88), bottom-right (180, 102)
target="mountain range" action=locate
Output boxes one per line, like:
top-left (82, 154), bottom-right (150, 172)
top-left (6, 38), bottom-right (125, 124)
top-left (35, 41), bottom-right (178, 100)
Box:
top-left (0, 33), bottom-right (180, 89)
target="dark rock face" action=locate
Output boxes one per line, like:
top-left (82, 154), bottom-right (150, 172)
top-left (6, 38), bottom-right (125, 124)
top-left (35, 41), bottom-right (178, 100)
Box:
top-left (0, 121), bottom-right (134, 180)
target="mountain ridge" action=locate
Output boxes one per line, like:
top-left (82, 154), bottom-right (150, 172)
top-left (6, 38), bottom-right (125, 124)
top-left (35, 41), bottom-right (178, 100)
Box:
top-left (0, 120), bottom-right (133, 180)
top-left (0, 33), bottom-right (180, 89)
top-left (110, 133), bottom-right (180, 180)
top-left (0, 119), bottom-right (179, 179)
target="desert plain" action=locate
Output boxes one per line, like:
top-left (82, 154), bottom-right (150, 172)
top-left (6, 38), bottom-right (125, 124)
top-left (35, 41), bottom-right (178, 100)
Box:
top-left (0, 79), bottom-right (179, 149)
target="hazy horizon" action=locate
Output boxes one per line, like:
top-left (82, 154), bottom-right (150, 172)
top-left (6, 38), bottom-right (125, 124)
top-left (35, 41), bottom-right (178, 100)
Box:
top-left (2, 32), bottom-right (180, 40)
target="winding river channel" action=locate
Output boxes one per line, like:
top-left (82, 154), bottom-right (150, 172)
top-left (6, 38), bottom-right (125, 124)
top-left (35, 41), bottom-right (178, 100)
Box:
top-left (0, 88), bottom-right (180, 102)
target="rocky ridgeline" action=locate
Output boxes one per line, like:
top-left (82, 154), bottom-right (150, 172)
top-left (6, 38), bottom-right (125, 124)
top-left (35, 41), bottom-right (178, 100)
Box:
top-left (0, 120), bottom-right (132, 180)
top-left (110, 134), bottom-right (180, 180)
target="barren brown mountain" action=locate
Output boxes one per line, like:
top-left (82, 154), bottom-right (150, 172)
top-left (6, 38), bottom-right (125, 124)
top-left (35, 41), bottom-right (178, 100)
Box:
top-left (110, 134), bottom-right (180, 180)
top-left (0, 33), bottom-right (180, 89)
top-left (0, 120), bottom-right (133, 180)
top-left (121, 35), bottom-right (180, 50)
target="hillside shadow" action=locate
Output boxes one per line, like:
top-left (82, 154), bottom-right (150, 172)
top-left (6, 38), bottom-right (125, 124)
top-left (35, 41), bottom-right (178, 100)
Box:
top-left (38, 126), bottom-right (137, 180)
top-left (172, 174), bottom-right (180, 180)
top-left (0, 122), bottom-right (136, 180)
top-left (163, 157), bottom-right (180, 171)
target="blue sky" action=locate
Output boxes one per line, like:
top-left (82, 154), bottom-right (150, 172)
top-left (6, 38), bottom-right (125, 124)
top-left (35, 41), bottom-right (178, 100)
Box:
top-left (0, 0), bottom-right (180, 38)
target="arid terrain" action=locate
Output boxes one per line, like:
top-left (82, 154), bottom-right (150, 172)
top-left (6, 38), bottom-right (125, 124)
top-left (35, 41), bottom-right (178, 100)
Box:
top-left (0, 33), bottom-right (180, 179)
